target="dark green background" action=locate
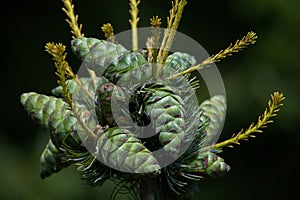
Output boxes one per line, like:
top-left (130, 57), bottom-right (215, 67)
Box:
top-left (1, 0), bottom-right (299, 199)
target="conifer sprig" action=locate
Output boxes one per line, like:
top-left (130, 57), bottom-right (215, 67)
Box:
top-left (213, 92), bottom-right (285, 149)
top-left (147, 16), bottom-right (162, 62)
top-left (156, 0), bottom-right (187, 76)
top-left (61, 0), bottom-right (97, 89)
top-left (45, 43), bottom-right (96, 139)
top-left (101, 23), bottom-right (116, 43)
top-left (61, 0), bottom-right (84, 39)
top-left (157, 0), bottom-right (179, 61)
top-left (44, 42), bottom-right (97, 139)
top-left (45, 43), bottom-right (75, 107)
top-left (156, 0), bottom-right (187, 77)
top-left (211, 31), bottom-right (257, 62)
top-left (169, 31), bottom-right (258, 79)
top-left (45, 43), bottom-right (93, 102)
top-left (129, 0), bottom-right (140, 51)
top-left (164, 0), bottom-right (187, 55)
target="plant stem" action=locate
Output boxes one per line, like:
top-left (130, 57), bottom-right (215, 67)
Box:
top-left (213, 92), bottom-right (284, 149)
top-left (156, 0), bottom-right (187, 77)
top-left (61, 0), bottom-right (83, 39)
top-left (129, 0), bottom-right (140, 51)
top-left (167, 31), bottom-right (257, 79)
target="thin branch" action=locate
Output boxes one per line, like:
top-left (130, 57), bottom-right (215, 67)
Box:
top-left (160, 0), bottom-right (187, 62)
top-left (213, 92), bottom-right (285, 149)
top-left (72, 103), bottom-right (97, 139)
top-left (45, 43), bottom-right (94, 103)
top-left (87, 70), bottom-right (98, 91)
top-left (129, 0), bottom-right (140, 51)
top-left (61, 0), bottom-right (84, 39)
top-left (156, 0), bottom-right (187, 76)
top-left (156, 0), bottom-right (178, 63)
top-left (168, 31), bottom-right (258, 79)
top-left (61, 0), bottom-right (97, 88)
top-left (45, 42), bottom-right (75, 107)
top-left (146, 37), bottom-right (155, 63)
top-left (74, 75), bottom-right (94, 99)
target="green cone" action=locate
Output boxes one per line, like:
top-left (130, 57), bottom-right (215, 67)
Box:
top-left (166, 151), bottom-right (230, 194)
top-left (20, 92), bottom-right (90, 177)
top-left (183, 151), bottom-right (230, 178)
top-left (20, 92), bottom-right (81, 148)
top-left (40, 139), bottom-right (72, 178)
top-left (96, 127), bottom-right (160, 173)
top-left (144, 85), bottom-right (186, 156)
top-left (71, 37), bottom-right (152, 83)
top-left (165, 52), bottom-right (196, 74)
top-left (199, 95), bottom-right (226, 146)
top-left (104, 51), bottom-right (149, 83)
top-left (71, 37), bottom-right (127, 62)
top-left (94, 78), bottom-right (115, 126)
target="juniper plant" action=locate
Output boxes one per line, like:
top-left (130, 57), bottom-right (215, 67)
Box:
top-left (20, 0), bottom-right (285, 199)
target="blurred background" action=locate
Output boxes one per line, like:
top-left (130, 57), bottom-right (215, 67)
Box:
top-left (1, 0), bottom-right (299, 199)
